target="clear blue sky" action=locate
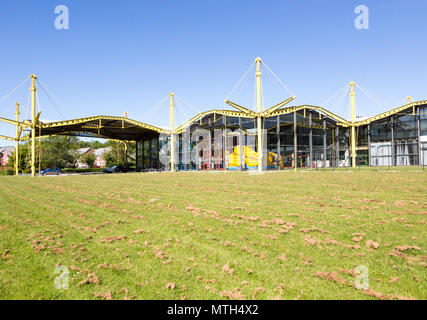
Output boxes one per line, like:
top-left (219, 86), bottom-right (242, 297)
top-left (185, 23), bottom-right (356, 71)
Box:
top-left (0, 0), bottom-right (426, 145)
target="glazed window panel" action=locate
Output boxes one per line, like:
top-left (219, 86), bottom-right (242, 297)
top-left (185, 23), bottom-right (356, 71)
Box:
top-left (357, 126), bottom-right (368, 146)
top-left (394, 112), bottom-right (417, 140)
top-left (143, 140), bottom-right (150, 169)
top-left (420, 106), bottom-right (427, 136)
top-left (136, 140), bottom-right (143, 171)
top-left (370, 119), bottom-right (391, 142)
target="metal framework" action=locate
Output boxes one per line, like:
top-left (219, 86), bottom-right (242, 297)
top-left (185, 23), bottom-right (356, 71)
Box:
top-left (0, 134), bottom-right (15, 142)
top-left (174, 109), bottom-right (250, 134)
top-left (268, 105), bottom-right (350, 127)
top-left (353, 100), bottom-right (427, 126)
top-left (16, 116), bottom-right (168, 148)
top-left (1, 59), bottom-right (426, 175)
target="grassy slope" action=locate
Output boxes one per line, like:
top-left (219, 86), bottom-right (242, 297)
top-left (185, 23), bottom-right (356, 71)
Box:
top-left (0, 169), bottom-right (425, 300)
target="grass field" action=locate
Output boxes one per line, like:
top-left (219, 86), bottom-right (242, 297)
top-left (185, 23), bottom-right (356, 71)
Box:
top-left (0, 169), bottom-right (426, 300)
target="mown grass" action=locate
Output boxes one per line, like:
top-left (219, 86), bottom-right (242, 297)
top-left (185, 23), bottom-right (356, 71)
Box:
top-left (0, 169), bottom-right (426, 300)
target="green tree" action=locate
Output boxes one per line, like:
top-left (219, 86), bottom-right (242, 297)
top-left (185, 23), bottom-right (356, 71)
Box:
top-left (76, 139), bottom-right (110, 150)
top-left (103, 150), bottom-right (116, 167)
top-left (39, 136), bottom-right (79, 169)
top-left (103, 141), bottom-right (135, 167)
top-left (81, 152), bottom-right (96, 168)
top-left (92, 140), bottom-right (109, 149)
top-left (8, 142), bottom-right (31, 172)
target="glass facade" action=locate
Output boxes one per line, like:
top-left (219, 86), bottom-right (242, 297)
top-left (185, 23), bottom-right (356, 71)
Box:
top-left (163, 109), bottom-right (350, 171)
top-left (356, 105), bottom-right (426, 166)
top-left (136, 135), bottom-right (161, 172)
top-left (135, 103), bottom-right (427, 171)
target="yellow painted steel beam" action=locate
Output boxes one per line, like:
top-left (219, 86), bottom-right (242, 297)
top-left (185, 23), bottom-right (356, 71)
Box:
top-left (81, 125), bottom-right (104, 130)
top-left (0, 116), bottom-right (28, 127)
top-left (353, 100), bottom-right (427, 126)
top-left (269, 105), bottom-right (350, 127)
top-left (261, 96), bottom-right (295, 117)
top-left (19, 135), bottom-right (31, 141)
top-left (39, 115), bottom-right (169, 134)
top-left (18, 126), bottom-right (23, 138)
top-left (80, 124), bottom-right (140, 130)
top-left (174, 105), bottom-right (350, 136)
top-left (21, 130), bottom-right (133, 141)
top-left (34, 111), bottom-right (41, 126)
top-left (21, 131), bottom-right (134, 143)
top-left (174, 109), bottom-right (249, 134)
top-left (307, 107), bottom-right (349, 126)
top-left (255, 57), bottom-right (263, 172)
top-left (350, 84), bottom-right (357, 167)
top-left (213, 109), bottom-right (250, 118)
top-left (109, 116), bottom-right (168, 134)
top-left (30, 74), bottom-right (37, 177)
top-left (15, 102), bottom-right (20, 175)
top-left (224, 100), bottom-right (256, 117)
top-left (0, 134), bottom-right (16, 141)
top-left (356, 146), bottom-right (368, 151)
top-left (170, 92), bottom-right (175, 172)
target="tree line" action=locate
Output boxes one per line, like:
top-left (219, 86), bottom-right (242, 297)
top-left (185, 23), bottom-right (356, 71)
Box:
top-left (8, 136), bottom-right (135, 173)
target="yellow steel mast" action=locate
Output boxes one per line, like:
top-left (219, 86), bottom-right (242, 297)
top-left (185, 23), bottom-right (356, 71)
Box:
top-left (349, 81), bottom-right (356, 168)
top-left (255, 57), bottom-right (263, 172)
top-left (124, 112), bottom-right (128, 165)
top-left (169, 92), bottom-right (175, 172)
top-left (30, 74), bottom-right (37, 177)
top-left (14, 102), bottom-right (20, 176)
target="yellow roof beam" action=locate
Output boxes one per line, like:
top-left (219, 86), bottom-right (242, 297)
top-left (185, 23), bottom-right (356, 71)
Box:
top-left (0, 116), bottom-right (22, 127)
top-left (40, 115), bottom-right (169, 134)
top-left (174, 109), bottom-right (250, 134)
top-left (33, 111), bottom-right (41, 127)
top-left (261, 96), bottom-right (295, 117)
top-left (0, 134), bottom-right (16, 142)
top-left (20, 130), bottom-right (133, 142)
top-left (310, 106), bottom-right (350, 126)
top-left (17, 126), bottom-right (24, 139)
top-left (353, 100), bottom-right (427, 126)
top-left (268, 105), bottom-right (350, 127)
top-left (224, 100), bottom-right (256, 117)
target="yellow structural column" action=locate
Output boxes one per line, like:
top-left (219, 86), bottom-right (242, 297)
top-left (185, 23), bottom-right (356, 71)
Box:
top-left (124, 112), bottom-right (128, 165)
top-left (14, 102), bottom-right (20, 176)
top-left (349, 81), bottom-right (356, 168)
top-left (169, 92), bottom-right (175, 172)
top-left (255, 57), bottom-right (263, 172)
top-left (30, 74), bottom-right (37, 177)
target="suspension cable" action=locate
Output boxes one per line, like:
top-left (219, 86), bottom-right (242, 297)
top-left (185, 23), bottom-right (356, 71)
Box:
top-left (24, 89), bottom-right (31, 122)
top-left (330, 86), bottom-right (350, 116)
top-left (262, 66), bottom-right (292, 107)
top-left (174, 95), bottom-right (200, 116)
top-left (320, 84), bottom-right (349, 107)
top-left (37, 79), bottom-right (69, 112)
top-left (140, 94), bottom-right (170, 123)
top-left (37, 79), bottom-right (66, 120)
top-left (262, 61), bottom-right (295, 97)
top-left (225, 62), bottom-right (255, 101)
top-left (354, 83), bottom-right (388, 111)
top-left (36, 91), bottom-right (41, 114)
top-left (0, 77), bottom-right (29, 106)
top-left (38, 123), bottom-right (41, 174)
top-left (174, 98), bottom-right (190, 123)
